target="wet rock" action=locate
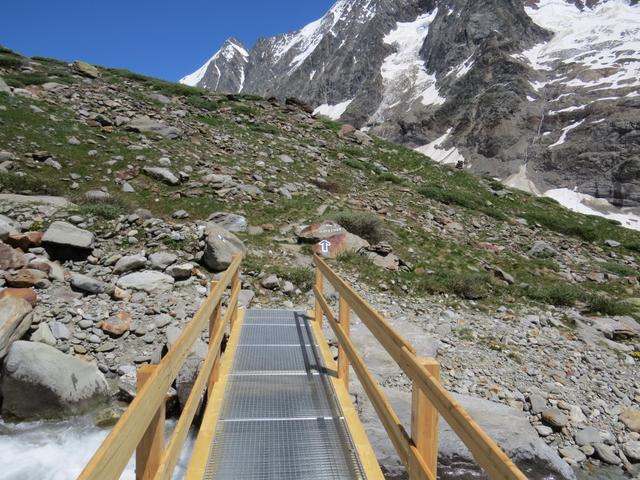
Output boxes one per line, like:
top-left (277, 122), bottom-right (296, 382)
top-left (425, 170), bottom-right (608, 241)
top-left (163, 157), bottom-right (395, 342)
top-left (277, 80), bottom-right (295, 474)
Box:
top-left (42, 221), bottom-right (95, 261)
top-left (1, 340), bottom-right (109, 419)
top-left (0, 297), bottom-right (33, 359)
top-left (95, 406), bottom-right (124, 428)
top-left (202, 223), bottom-right (246, 272)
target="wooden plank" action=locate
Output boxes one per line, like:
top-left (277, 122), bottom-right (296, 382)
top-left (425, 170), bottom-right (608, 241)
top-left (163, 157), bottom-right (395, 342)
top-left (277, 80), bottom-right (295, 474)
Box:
top-left (230, 256), bottom-right (241, 328)
top-left (208, 281), bottom-right (221, 399)
top-left (308, 310), bottom-right (385, 480)
top-left (314, 287), bottom-right (410, 464)
top-left (79, 255), bottom-right (242, 480)
top-left (186, 310), bottom-right (245, 479)
top-left (153, 309), bottom-right (229, 480)
top-left (337, 296), bottom-right (350, 388)
top-left (136, 365), bottom-right (164, 480)
top-left (411, 358), bottom-right (439, 480)
top-left (314, 268), bottom-right (324, 327)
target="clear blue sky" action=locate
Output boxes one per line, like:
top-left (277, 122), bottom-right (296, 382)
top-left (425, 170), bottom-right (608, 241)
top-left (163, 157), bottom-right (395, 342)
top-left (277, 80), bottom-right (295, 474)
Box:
top-left (1, 1), bottom-right (335, 81)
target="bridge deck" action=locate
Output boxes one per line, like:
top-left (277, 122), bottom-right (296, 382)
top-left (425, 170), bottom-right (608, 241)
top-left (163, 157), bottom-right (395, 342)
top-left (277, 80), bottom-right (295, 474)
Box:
top-left (189, 309), bottom-right (380, 480)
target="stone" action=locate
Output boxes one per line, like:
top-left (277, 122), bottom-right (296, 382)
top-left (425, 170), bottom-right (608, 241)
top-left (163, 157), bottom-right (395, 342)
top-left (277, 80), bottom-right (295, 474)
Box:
top-left (49, 321), bottom-right (70, 340)
top-left (116, 271), bottom-right (175, 293)
top-left (605, 239), bottom-right (621, 247)
top-left (278, 154), bottom-right (294, 164)
top-left (149, 251), bottom-right (178, 270)
top-left (620, 408), bottom-right (640, 432)
top-left (202, 223), bottom-right (246, 272)
top-left (166, 263), bottom-right (193, 280)
top-left (296, 221), bottom-right (346, 243)
top-left (588, 316), bottom-right (640, 341)
top-left (113, 254), bottom-right (147, 274)
top-left (1, 340), bottom-right (109, 419)
top-left (593, 443), bottom-right (621, 465)
top-left (207, 212), bottom-right (248, 232)
top-left (261, 275), bottom-right (280, 290)
top-left (0, 243), bottom-right (27, 270)
top-left (70, 273), bottom-right (112, 296)
top-left (575, 426), bottom-right (602, 446)
top-left (6, 231), bottom-right (43, 251)
top-left (238, 289), bottom-right (255, 308)
top-left (622, 441), bottom-right (640, 462)
top-left (84, 190), bottom-right (111, 202)
top-left (527, 241), bottom-right (558, 258)
top-left (31, 323), bottom-right (56, 346)
top-left (148, 93), bottom-right (171, 104)
top-left (542, 408), bottom-right (569, 429)
top-left (0, 214), bottom-right (21, 241)
top-left (0, 76), bottom-right (11, 95)
top-left (73, 61), bottom-right (100, 78)
top-left (0, 288), bottom-right (37, 307)
top-left (42, 221), bottom-right (94, 260)
top-left (529, 393), bottom-right (547, 414)
top-left (142, 166), bottom-right (181, 185)
top-left (4, 269), bottom-right (49, 289)
top-left (0, 297), bottom-right (33, 359)
top-left (311, 232), bottom-right (370, 259)
top-left (172, 209), bottom-right (189, 219)
top-left (95, 406), bottom-right (124, 428)
top-left (99, 311), bottom-right (131, 337)
top-left (535, 425), bottom-right (553, 437)
top-left (127, 116), bottom-right (181, 139)
top-left (559, 445), bottom-right (586, 464)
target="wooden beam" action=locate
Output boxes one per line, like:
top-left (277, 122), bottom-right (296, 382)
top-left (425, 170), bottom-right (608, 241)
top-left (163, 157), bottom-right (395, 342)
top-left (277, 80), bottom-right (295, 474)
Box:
top-left (338, 295), bottom-right (350, 388)
top-left (79, 255), bottom-right (242, 480)
top-left (230, 255), bottom-right (240, 328)
top-left (411, 358), bottom-right (439, 480)
top-left (208, 281), bottom-right (221, 399)
top-left (136, 365), bottom-right (164, 480)
top-left (314, 267), bottom-right (324, 327)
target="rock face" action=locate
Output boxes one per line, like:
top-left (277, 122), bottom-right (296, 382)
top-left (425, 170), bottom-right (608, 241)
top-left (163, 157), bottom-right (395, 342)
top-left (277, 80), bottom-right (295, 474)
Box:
top-left (182, 0), bottom-right (640, 209)
top-left (42, 221), bottom-right (95, 260)
top-left (202, 223), bottom-right (246, 272)
top-left (0, 297), bottom-right (33, 359)
top-left (1, 341), bottom-right (109, 419)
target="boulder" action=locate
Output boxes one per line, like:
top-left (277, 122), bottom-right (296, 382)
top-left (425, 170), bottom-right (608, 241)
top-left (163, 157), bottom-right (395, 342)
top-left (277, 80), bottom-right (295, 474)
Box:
top-left (73, 61), bottom-right (99, 78)
top-left (6, 231), bottom-right (43, 251)
top-left (70, 273), bottom-right (112, 296)
top-left (587, 316), bottom-right (640, 340)
top-left (113, 254), bottom-right (147, 274)
top-left (116, 271), bottom-right (174, 293)
top-left (0, 214), bottom-right (21, 241)
top-left (142, 166), bottom-right (181, 186)
top-left (149, 251), bottom-right (178, 270)
top-left (0, 243), bottom-right (27, 270)
top-left (1, 340), bottom-right (109, 419)
top-left (620, 408), bottom-right (640, 433)
top-left (207, 212), bottom-right (248, 232)
top-left (542, 408), bottom-right (569, 429)
top-left (0, 287), bottom-right (37, 307)
top-left (0, 76), bottom-right (12, 95)
top-left (261, 275), bottom-right (280, 290)
top-left (166, 263), bottom-right (193, 280)
top-left (0, 297), bottom-right (33, 359)
top-left (4, 269), bottom-right (49, 289)
top-left (527, 241), bottom-right (558, 258)
top-left (31, 323), bottom-right (56, 346)
top-left (42, 221), bottom-right (95, 260)
top-left (127, 116), bottom-right (181, 139)
top-left (359, 388), bottom-right (576, 479)
top-left (311, 232), bottom-right (369, 258)
top-left (202, 223), bottom-right (246, 272)
top-left (99, 311), bottom-right (131, 337)
top-left (296, 221), bottom-right (346, 243)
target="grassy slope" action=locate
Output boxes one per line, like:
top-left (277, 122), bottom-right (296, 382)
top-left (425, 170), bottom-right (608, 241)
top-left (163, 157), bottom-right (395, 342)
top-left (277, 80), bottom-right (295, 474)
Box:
top-left (0, 46), bottom-right (638, 315)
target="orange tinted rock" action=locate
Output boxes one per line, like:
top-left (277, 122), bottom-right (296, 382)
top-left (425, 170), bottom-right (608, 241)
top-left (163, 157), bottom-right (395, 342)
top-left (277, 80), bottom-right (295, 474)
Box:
top-left (99, 311), bottom-right (131, 337)
top-left (6, 232), bottom-right (43, 251)
top-left (0, 288), bottom-right (37, 307)
top-left (0, 243), bottom-right (27, 270)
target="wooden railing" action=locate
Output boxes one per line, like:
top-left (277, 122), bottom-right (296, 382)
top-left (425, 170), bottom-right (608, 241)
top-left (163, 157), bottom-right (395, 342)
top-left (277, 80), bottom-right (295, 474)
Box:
top-left (79, 254), bottom-right (242, 480)
top-left (313, 254), bottom-right (527, 480)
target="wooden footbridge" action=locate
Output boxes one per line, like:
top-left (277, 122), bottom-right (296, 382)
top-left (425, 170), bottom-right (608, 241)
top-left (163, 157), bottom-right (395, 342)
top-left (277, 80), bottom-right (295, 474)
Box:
top-left (79, 255), bottom-right (527, 480)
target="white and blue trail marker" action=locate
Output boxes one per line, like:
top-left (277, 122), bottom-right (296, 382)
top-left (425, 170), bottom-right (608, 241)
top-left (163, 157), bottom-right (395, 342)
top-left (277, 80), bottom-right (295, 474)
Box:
top-left (319, 239), bottom-right (331, 256)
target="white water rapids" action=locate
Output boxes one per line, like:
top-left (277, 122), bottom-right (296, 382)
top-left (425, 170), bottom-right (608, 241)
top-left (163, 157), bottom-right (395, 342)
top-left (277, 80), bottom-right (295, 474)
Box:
top-left (0, 416), bottom-right (193, 480)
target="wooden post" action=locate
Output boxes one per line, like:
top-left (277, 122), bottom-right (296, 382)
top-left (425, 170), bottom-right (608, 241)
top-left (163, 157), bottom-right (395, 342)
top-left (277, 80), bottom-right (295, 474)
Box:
top-left (208, 281), bottom-right (221, 400)
top-left (136, 365), bottom-right (165, 480)
top-left (314, 267), bottom-right (324, 327)
top-left (410, 358), bottom-right (440, 480)
top-left (230, 255), bottom-right (240, 330)
top-left (337, 295), bottom-right (350, 388)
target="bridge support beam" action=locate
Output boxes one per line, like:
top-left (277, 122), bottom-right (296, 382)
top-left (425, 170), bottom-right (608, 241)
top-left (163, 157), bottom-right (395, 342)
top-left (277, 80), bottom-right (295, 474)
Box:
top-left (136, 364), bottom-right (165, 480)
top-left (208, 281), bottom-right (221, 400)
top-left (314, 268), bottom-right (324, 327)
top-left (338, 296), bottom-right (350, 388)
top-left (410, 358), bottom-right (440, 480)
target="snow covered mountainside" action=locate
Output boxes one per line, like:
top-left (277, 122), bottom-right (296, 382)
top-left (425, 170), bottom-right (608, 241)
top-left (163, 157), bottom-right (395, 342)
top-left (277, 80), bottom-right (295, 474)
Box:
top-left (182, 0), bottom-right (640, 225)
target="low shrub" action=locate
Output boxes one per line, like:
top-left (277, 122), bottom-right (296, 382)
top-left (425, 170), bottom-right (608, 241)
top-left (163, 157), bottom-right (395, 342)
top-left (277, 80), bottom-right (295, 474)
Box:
top-left (331, 211), bottom-right (386, 244)
top-left (525, 283), bottom-right (581, 306)
top-left (0, 173), bottom-right (61, 195)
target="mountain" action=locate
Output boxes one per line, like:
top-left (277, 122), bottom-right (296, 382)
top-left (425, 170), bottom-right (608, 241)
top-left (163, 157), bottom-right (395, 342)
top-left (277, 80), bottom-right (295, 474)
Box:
top-left (181, 0), bottom-right (640, 224)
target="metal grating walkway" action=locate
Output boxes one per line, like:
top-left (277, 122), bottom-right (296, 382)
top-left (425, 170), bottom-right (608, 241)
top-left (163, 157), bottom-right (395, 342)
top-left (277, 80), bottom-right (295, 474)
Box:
top-left (203, 310), bottom-right (366, 480)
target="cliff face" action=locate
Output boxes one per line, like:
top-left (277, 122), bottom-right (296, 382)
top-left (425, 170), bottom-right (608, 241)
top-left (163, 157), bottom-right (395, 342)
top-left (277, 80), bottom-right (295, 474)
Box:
top-left (182, 0), bottom-right (640, 209)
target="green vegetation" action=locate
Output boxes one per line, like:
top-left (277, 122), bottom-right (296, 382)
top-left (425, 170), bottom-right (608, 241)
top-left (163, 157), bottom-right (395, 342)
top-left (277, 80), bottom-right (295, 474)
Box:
top-left (0, 172), bottom-right (62, 195)
top-left (376, 172), bottom-right (403, 184)
top-left (331, 211), bottom-right (387, 244)
top-left (523, 283), bottom-right (581, 307)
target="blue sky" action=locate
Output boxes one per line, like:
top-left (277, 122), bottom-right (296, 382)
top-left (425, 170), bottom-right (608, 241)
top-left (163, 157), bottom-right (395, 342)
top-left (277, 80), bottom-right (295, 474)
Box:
top-left (1, 1), bottom-right (335, 81)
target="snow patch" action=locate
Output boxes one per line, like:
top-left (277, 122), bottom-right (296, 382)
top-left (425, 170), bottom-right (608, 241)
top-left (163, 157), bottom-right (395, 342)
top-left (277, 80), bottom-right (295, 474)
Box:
top-left (545, 188), bottom-right (640, 231)
top-left (549, 119), bottom-right (584, 148)
top-left (415, 129), bottom-right (465, 165)
top-left (313, 98), bottom-right (355, 120)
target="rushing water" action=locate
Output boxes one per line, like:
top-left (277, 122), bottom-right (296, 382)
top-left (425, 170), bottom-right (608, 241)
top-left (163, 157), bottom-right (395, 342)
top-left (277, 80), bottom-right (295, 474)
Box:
top-left (0, 416), bottom-right (193, 480)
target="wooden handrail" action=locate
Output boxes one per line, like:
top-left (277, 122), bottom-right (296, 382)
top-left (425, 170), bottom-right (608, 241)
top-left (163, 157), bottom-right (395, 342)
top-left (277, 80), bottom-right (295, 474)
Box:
top-left (313, 254), bottom-right (527, 480)
top-left (79, 255), bottom-right (243, 480)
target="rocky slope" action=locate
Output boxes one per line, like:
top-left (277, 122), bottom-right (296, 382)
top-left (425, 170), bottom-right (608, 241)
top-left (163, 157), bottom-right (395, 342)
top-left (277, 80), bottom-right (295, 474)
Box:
top-left (1, 49), bottom-right (640, 477)
top-left (182, 0), bottom-right (640, 222)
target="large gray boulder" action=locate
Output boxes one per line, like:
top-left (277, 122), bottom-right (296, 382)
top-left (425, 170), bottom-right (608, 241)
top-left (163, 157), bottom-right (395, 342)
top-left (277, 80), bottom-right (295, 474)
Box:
top-left (143, 167), bottom-right (181, 186)
top-left (0, 214), bottom-right (20, 241)
top-left (358, 387), bottom-right (576, 479)
top-left (70, 272), bottom-right (113, 296)
top-left (1, 341), bottom-right (109, 419)
top-left (202, 223), bottom-right (246, 272)
top-left (42, 221), bottom-right (95, 260)
top-left (127, 116), bottom-right (182, 139)
top-left (207, 212), bottom-right (248, 232)
top-left (0, 297), bottom-right (33, 359)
